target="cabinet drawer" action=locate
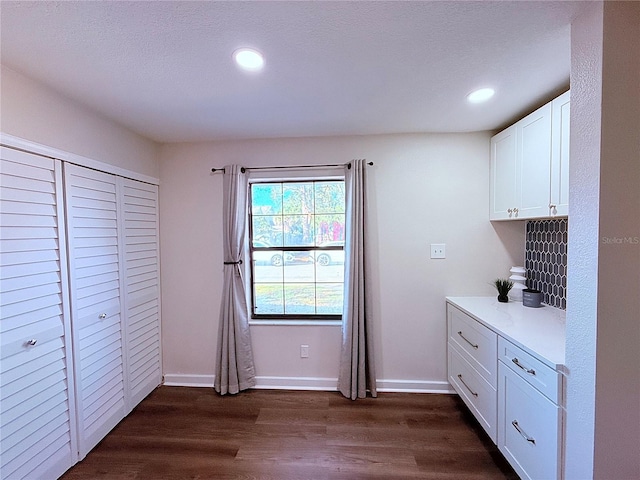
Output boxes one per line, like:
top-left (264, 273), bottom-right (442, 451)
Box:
top-left (498, 337), bottom-right (561, 404)
top-left (498, 362), bottom-right (561, 480)
top-left (448, 342), bottom-right (497, 443)
top-left (448, 304), bottom-right (498, 387)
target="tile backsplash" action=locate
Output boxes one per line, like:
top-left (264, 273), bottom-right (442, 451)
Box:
top-left (525, 219), bottom-right (568, 309)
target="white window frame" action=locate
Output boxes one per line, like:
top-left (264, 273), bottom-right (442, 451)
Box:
top-left (247, 167), bottom-right (345, 325)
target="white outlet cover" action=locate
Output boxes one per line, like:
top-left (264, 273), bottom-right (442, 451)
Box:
top-left (430, 244), bottom-right (446, 259)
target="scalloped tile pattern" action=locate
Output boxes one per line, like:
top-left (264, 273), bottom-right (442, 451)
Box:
top-left (525, 219), bottom-right (568, 310)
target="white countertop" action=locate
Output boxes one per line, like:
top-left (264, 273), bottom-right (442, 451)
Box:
top-left (446, 296), bottom-right (566, 370)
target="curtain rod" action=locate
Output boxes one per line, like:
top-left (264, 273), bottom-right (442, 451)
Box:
top-left (211, 161), bottom-right (373, 174)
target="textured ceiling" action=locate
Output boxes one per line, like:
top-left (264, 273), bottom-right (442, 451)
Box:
top-left (0, 1), bottom-right (587, 143)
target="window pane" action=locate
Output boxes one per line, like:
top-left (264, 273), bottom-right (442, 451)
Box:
top-left (283, 183), bottom-right (313, 214)
top-left (253, 262), bottom-right (283, 282)
top-left (283, 214), bottom-right (314, 246)
top-left (316, 284), bottom-right (343, 314)
top-left (252, 184), bottom-right (282, 214)
top-left (284, 284), bottom-right (316, 314)
top-left (254, 284), bottom-right (284, 314)
top-left (315, 181), bottom-right (345, 214)
top-left (283, 251), bottom-right (314, 282)
top-left (252, 216), bottom-right (283, 247)
top-left (315, 215), bottom-right (345, 244)
top-left (315, 260), bottom-right (344, 283)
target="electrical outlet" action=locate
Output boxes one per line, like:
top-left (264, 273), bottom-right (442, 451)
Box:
top-left (300, 344), bottom-right (309, 358)
top-left (430, 244), bottom-right (446, 259)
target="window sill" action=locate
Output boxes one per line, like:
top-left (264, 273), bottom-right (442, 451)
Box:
top-left (249, 319), bottom-right (342, 327)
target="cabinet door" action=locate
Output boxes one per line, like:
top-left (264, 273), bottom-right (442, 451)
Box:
top-left (447, 305), bottom-right (497, 387)
top-left (490, 125), bottom-right (518, 220)
top-left (120, 178), bottom-right (162, 411)
top-left (517, 103), bottom-right (552, 219)
top-left (550, 91), bottom-right (570, 217)
top-left (0, 147), bottom-right (77, 479)
top-left (498, 362), bottom-right (561, 480)
top-left (64, 164), bottom-right (126, 459)
top-left (448, 344), bottom-right (497, 443)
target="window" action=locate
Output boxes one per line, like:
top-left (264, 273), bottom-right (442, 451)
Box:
top-left (249, 180), bottom-right (345, 319)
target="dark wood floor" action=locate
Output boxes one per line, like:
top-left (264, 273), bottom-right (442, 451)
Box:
top-left (61, 387), bottom-right (518, 479)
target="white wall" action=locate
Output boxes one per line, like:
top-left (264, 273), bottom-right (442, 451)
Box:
top-left (0, 65), bottom-right (158, 178)
top-left (565, 2), bottom-right (640, 479)
top-left (159, 133), bottom-right (525, 390)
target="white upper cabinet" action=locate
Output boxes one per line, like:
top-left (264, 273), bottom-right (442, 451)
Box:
top-left (490, 125), bottom-right (518, 219)
top-left (490, 91), bottom-right (570, 220)
top-left (550, 91), bottom-right (570, 217)
top-left (518, 103), bottom-right (553, 218)
top-left (0, 147), bottom-right (78, 480)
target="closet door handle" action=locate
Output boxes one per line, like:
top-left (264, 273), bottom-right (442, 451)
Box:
top-left (512, 357), bottom-right (536, 376)
top-left (98, 313), bottom-right (107, 320)
top-left (457, 331), bottom-right (478, 349)
top-left (457, 374), bottom-right (478, 397)
top-left (512, 420), bottom-right (536, 445)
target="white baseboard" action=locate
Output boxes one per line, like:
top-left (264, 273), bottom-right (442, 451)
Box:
top-left (253, 376), bottom-right (338, 391)
top-left (162, 373), bottom-right (454, 394)
top-left (163, 374), bottom-right (214, 387)
top-left (376, 379), bottom-right (456, 394)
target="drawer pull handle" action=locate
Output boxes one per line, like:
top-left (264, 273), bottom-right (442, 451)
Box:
top-left (457, 374), bottom-right (478, 397)
top-left (99, 313), bottom-right (107, 320)
top-left (512, 420), bottom-right (536, 445)
top-left (457, 331), bottom-right (478, 349)
top-left (512, 357), bottom-right (536, 375)
top-left (26, 339), bottom-right (37, 346)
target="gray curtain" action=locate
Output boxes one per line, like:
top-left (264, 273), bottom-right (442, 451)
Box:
top-left (214, 165), bottom-right (256, 395)
top-left (338, 159), bottom-right (377, 399)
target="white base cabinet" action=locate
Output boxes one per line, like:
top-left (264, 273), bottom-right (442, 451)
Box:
top-left (446, 298), bottom-right (566, 480)
top-left (498, 362), bottom-right (562, 480)
top-left (0, 142), bottom-right (161, 478)
top-left (447, 304), bottom-right (498, 442)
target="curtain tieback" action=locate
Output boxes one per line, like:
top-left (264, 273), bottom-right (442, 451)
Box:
top-left (223, 259), bottom-right (243, 265)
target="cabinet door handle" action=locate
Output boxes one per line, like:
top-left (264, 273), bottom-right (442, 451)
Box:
top-left (98, 313), bottom-right (107, 320)
top-left (512, 357), bottom-right (536, 376)
top-left (513, 207), bottom-right (519, 215)
top-left (457, 331), bottom-right (478, 349)
top-left (25, 339), bottom-right (37, 346)
top-left (507, 208), bottom-right (512, 214)
top-left (512, 420), bottom-right (536, 445)
top-left (457, 374), bottom-right (478, 397)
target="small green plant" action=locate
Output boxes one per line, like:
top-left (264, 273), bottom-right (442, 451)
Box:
top-left (493, 278), bottom-right (514, 303)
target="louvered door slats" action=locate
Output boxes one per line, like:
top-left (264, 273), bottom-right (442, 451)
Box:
top-left (1, 146), bottom-right (162, 475)
top-left (121, 178), bottom-right (161, 410)
top-left (64, 163), bottom-right (126, 459)
top-left (0, 146), bottom-right (76, 480)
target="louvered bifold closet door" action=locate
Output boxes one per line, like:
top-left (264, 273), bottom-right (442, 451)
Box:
top-left (0, 147), bottom-right (77, 480)
top-left (120, 179), bottom-right (161, 411)
top-left (64, 164), bottom-right (126, 459)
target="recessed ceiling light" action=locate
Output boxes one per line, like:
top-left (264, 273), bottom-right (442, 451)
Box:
top-left (467, 88), bottom-right (495, 103)
top-left (233, 48), bottom-right (265, 72)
